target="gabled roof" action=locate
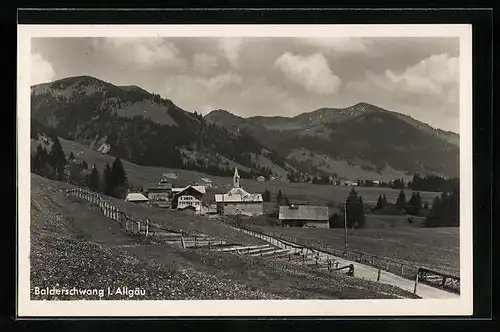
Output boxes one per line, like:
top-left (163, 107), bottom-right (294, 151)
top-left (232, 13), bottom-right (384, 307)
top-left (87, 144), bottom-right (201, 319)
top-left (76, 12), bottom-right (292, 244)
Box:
top-left (279, 205), bottom-right (329, 221)
top-left (215, 187), bottom-right (263, 203)
top-left (173, 185), bottom-right (206, 197)
top-left (125, 193), bottom-right (149, 202)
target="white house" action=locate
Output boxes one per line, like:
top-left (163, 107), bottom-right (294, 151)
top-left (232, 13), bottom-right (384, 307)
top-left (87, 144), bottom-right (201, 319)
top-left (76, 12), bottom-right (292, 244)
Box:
top-left (172, 185), bottom-right (206, 214)
top-left (97, 143), bottom-right (111, 154)
top-left (256, 175), bottom-right (266, 182)
top-left (215, 168), bottom-right (264, 216)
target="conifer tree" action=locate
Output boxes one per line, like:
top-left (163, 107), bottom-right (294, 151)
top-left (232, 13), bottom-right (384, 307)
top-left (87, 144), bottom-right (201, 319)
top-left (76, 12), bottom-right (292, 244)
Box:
top-left (395, 189), bottom-right (406, 210)
top-left (345, 188), bottom-right (366, 228)
top-left (357, 196), bottom-right (366, 228)
top-left (110, 157), bottom-right (128, 198)
top-left (89, 164), bottom-right (100, 192)
top-left (102, 163), bottom-right (112, 195)
top-left (262, 189), bottom-right (271, 202)
top-left (376, 194), bottom-right (384, 210)
top-left (276, 189), bottom-right (283, 206)
top-left (32, 144), bottom-right (49, 175)
top-left (405, 192), bottom-right (422, 216)
top-left (382, 194), bottom-right (388, 206)
top-left (283, 195), bottom-right (290, 206)
top-left (48, 137), bottom-right (66, 180)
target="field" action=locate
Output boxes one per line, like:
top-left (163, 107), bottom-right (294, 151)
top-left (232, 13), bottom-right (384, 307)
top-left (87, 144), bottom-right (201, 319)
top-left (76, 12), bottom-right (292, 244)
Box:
top-left (29, 174), bottom-right (419, 300)
top-left (32, 137), bottom-right (443, 208)
top-left (247, 225), bottom-right (459, 277)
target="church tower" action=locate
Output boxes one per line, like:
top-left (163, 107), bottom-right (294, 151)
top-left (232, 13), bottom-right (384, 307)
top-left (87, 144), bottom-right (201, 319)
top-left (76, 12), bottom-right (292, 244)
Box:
top-left (233, 167), bottom-right (240, 188)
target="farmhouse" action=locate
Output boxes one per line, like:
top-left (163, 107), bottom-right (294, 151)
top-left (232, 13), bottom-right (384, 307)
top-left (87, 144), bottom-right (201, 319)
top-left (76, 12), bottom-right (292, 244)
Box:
top-left (125, 192), bottom-right (149, 204)
top-left (279, 204), bottom-right (329, 228)
top-left (142, 183), bottom-right (172, 201)
top-left (171, 185), bottom-right (206, 214)
top-left (215, 168), bottom-right (264, 216)
top-left (97, 143), bottom-right (111, 155)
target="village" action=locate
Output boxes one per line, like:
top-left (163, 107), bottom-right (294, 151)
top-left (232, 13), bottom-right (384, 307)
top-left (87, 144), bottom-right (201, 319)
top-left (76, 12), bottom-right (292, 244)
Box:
top-left (125, 167), bottom-right (332, 229)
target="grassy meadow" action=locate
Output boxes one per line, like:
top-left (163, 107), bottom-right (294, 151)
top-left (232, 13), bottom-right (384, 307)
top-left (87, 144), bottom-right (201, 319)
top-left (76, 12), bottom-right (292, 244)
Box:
top-left (32, 137), bottom-right (443, 208)
top-left (247, 225), bottom-right (460, 277)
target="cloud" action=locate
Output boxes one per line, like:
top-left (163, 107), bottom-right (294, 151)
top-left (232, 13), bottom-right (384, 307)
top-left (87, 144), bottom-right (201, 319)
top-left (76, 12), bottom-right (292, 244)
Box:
top-left (364, 53), bottom-right (458, 97)
top-left (300, 38), bottom-right (371, 54)
top-left (273, 52), bottom-right (342, 94)
top-left (99, 38), bottom-right (186, 69)
top-left (31, 52), bottom-right (55, 85)
top-left (217, 38), bottom-right (243, 68)
top-left (345, 53), bottom-right (459, 131)
top-left (164, 72), bottom-right (242, 104)
top-left (191, 53), bottom-right (218, 74)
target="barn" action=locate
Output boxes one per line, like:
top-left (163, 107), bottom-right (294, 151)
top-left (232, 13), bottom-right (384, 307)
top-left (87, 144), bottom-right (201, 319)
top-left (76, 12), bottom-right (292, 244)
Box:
top-left (125, 192), bottom-right (149, 204)
top-left (279, 205), bottom-right (329, 228)
top-left (142, 183), bottom-right (172, 201)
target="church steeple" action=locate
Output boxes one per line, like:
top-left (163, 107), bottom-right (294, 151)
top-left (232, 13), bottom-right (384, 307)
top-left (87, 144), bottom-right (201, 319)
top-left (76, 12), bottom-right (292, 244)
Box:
top-left (233, 167), bottom-right (240, 188)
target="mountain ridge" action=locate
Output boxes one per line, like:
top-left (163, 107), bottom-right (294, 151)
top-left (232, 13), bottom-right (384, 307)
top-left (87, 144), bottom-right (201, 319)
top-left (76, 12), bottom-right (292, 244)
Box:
top-left (30, 75), bottom-right (459, 180)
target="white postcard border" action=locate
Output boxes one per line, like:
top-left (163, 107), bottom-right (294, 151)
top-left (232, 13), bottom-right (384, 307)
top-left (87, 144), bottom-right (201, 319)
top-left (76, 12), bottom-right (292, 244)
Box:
top-left (17, 23), bottom-right (473, 317)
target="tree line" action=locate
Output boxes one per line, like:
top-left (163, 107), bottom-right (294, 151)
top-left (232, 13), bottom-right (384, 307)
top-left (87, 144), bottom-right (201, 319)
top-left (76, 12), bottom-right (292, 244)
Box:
top-left (31, 136), bottom-right (129, 199)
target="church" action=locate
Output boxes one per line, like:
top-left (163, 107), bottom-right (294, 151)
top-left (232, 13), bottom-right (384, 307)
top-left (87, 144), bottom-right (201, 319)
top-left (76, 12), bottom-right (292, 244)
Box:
top-left (215, 168), bottom-right (264, 217)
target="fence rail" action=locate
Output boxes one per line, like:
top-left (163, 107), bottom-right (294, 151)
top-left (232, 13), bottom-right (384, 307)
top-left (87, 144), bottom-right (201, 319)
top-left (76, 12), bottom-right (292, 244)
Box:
top-left (65, 187), bottom-right (209, 247)
top-left (235, 224), bottom-right (459, 294)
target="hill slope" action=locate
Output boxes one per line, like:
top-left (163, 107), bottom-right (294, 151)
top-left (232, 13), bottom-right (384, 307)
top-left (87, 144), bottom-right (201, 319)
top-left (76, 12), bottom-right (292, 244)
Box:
top-left (31, 75), bottom-right (291, 180)
top-left (206, 103), bottom-right (459, 179)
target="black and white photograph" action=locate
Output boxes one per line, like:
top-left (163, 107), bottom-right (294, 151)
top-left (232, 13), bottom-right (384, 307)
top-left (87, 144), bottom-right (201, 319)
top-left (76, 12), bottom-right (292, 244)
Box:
top-left (17, 24), bottom-right (472, 316)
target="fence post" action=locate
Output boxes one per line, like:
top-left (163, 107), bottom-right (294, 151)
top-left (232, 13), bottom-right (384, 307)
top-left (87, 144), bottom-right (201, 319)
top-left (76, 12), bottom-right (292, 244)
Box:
top-left (181, 233), bottom-right (186, 249)
top-left (401, 264), bottom-right (404, 275)
top-left (146, 218), bottom-right (149, 237)
top-left (386, 260), bottom-right (389, 271)
top-left (414, 272), bottom-right (419, 294)
top-left (137, 221), bottom-right (140, 234)
top-left (377, 269), bottom-right (381, 282)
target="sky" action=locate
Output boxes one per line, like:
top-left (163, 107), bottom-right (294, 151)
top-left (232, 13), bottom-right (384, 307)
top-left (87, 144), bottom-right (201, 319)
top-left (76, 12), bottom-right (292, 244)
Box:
top-left (31, 37), bottom-right (460, 132)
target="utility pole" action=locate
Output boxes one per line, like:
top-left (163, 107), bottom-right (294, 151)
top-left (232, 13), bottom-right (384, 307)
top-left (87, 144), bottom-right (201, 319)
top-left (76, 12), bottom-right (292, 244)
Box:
top-left (344, 198), bottom-right (348, 251)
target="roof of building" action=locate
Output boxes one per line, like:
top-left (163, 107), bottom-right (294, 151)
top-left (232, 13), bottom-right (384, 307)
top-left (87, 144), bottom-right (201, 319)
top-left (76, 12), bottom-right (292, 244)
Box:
top-left (143, 183), bottom-right (173, 191)
top-left (215, 187), bottom-right (263, 203)
top-left (173, 185), bottom-right (206, 196)
top-left (279, 205), bottom-right (329, 221)
top-left (125, 193), bottom-right (149, 202)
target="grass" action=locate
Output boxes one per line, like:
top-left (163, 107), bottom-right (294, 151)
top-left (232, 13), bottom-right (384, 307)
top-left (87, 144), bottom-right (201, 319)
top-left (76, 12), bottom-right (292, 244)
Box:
top-left (32, 137), bottom-right (443, 209)
top-left (246, 225), bottom-right (459, 277)
top-left (29, 173), bottom-right (420, 300)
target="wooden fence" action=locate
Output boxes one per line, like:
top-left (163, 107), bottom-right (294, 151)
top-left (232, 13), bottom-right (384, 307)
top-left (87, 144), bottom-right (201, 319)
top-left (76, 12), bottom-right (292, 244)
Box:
top-left (417, 267), bottom-right (460, 293)
top-left (236, 224), bottom-right (460, 294)
top-left (65, 187), bottom-right (222, 248)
